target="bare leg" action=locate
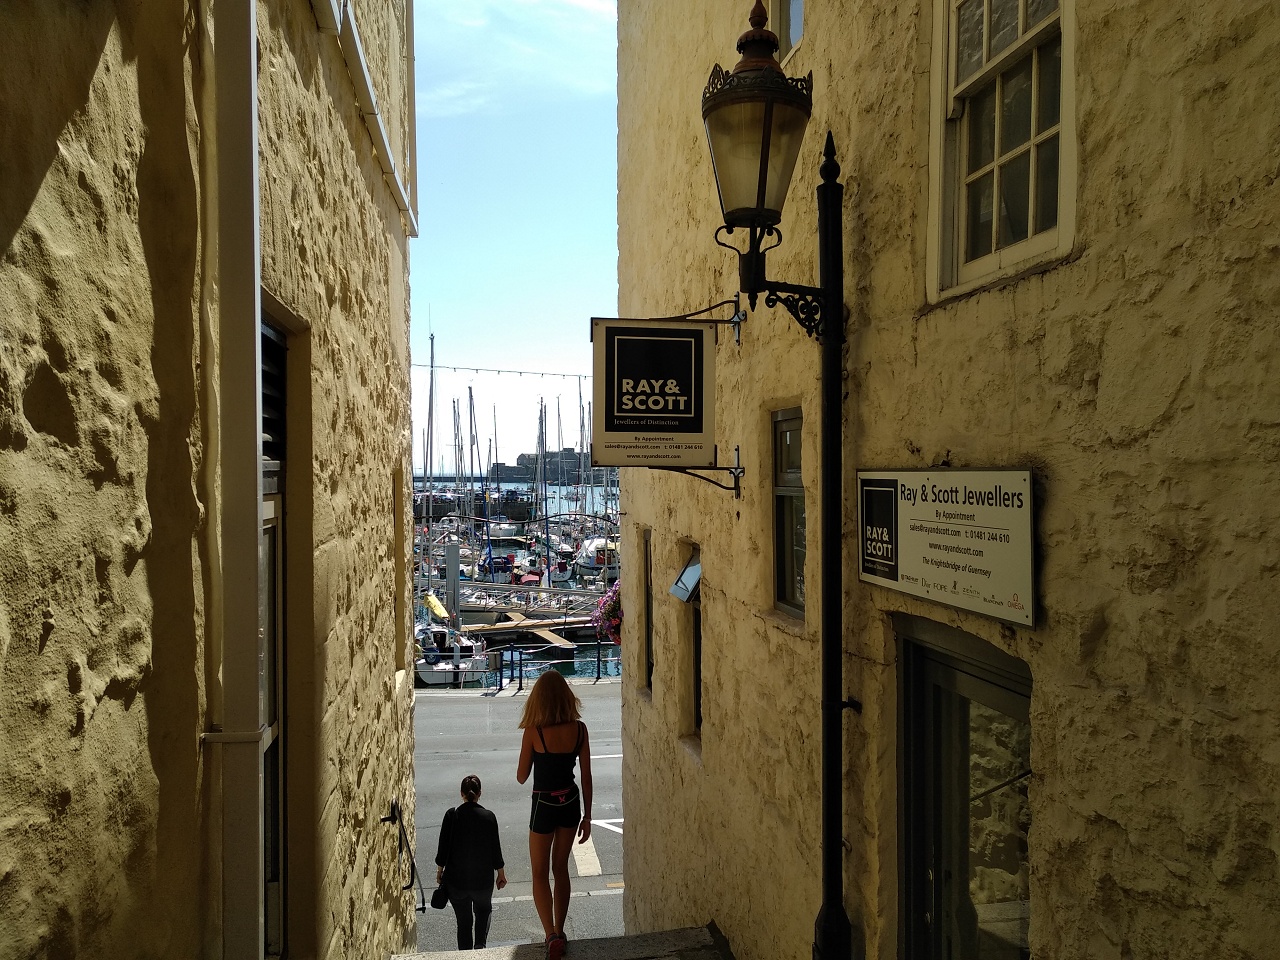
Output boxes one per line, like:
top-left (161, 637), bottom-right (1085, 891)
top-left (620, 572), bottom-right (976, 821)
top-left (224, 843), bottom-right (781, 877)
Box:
top-left (551, 826), bottom-right (576, 935)
top-left (529, 830), bottom-right (555, 938)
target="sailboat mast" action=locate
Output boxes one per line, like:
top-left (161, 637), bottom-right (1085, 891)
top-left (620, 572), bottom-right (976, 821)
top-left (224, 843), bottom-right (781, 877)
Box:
top-left (541, 400), bottom-right (552, 585)
top-left (577, 379), bottom-right (586, 517)
top-left (426, 333), bottom-right (435, 537)
top-left (492, 406), bottom-right (502, 507)
top-left (555, 398), bottom-right (563, 504)
top-left (452, 399), bottom-right (464, 512)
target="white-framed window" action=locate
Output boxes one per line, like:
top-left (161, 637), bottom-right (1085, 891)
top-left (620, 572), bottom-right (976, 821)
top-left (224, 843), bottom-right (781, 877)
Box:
top-left (773, 0), bottom-right (803, 60)
top-left (928, 0), bottom-right (1076, 298)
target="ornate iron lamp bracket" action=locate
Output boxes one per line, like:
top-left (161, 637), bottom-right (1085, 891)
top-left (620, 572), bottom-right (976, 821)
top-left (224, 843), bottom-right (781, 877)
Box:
top-left (763, 280), bottom-right (824, 341)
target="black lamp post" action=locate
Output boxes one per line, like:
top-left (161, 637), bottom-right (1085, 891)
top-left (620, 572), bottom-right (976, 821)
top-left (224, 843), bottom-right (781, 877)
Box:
top-left (702, 5), bottom-right (860, 960)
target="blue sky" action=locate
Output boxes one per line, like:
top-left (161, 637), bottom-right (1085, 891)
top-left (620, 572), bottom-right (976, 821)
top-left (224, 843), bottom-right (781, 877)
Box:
top-left (410, 0), bottom-right (618, 475)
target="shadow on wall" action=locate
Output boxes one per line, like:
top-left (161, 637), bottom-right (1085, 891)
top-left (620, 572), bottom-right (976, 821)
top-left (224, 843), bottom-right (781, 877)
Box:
top-left (0, 3), bottom-right (116, 254)
top-left (1, 0), bottom-right (207, 953)
top-left (122, 0), bottom-right (207, 953)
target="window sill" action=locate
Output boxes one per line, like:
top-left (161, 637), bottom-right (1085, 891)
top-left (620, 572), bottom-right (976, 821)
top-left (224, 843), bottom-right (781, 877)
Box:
top-left (924, 243), bottom-right (1082, 315)
top-left (679, 734), bottom-right (703, 765)
top-left (764, 604), bottom-right (811, 639)
top-left (774, 599), bottom-right (804, 620)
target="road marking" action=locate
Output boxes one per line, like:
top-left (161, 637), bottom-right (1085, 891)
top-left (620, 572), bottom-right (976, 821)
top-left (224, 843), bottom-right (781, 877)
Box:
top-left (606, 881), bottom-right (625, 888)
top-left (592, 818), bottom-right (624, 835)
top-left (573, 835), bottom-right (602, 876)
top-left (594, 753), bottom-right (623, 759)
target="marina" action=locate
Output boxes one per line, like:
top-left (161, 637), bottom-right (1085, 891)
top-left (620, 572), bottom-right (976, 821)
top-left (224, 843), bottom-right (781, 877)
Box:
top-left (410, 338), bottom-right (622, 688)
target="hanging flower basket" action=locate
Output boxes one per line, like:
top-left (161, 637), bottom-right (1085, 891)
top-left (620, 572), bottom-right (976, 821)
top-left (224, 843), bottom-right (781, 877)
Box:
top-left (591, 581), bottom-right (623, 644)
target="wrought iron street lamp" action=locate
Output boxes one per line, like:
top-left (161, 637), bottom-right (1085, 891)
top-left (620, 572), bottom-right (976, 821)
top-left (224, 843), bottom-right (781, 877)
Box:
top-left (704, 5), bottom-right (861, 960)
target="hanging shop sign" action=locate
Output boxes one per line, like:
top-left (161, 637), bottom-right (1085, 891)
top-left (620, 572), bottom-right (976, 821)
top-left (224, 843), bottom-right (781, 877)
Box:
top-left (856, 469), bottom-right (1035, 627)
top-left (590, 318), bottom-right (716, 468)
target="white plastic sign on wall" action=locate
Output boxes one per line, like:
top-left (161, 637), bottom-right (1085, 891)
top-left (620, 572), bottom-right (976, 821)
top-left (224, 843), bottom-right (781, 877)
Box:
top-left (857, 469), bottom-right (1035, 627)
top-left (590, 318), bottom-right (717, 468)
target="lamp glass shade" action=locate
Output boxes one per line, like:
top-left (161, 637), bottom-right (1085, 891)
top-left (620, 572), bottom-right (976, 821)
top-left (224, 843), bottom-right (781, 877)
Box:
top-left (705, 96), bottom-right (810, 228)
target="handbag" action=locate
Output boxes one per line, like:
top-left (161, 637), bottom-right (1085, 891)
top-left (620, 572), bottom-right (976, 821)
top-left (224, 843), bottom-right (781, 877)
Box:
top-left (430, 878), bottom-right (449, 910)
top-left (431, 804), bottom-right (458, 909)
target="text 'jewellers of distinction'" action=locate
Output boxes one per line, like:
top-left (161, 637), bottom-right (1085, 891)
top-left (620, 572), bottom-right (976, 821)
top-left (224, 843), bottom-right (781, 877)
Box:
top-left (856, 469), bottom-right (1035, 627)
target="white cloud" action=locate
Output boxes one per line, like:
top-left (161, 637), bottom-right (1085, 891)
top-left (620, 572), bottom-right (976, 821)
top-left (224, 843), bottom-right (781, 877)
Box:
top-left (415, 0), bottom-right (617, 116)
top-left (418, 79), bottom-right (495, 119)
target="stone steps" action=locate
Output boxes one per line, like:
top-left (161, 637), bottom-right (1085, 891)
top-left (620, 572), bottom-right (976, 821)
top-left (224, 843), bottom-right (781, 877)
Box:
top-left (392, 924), bottom-right (733, 960)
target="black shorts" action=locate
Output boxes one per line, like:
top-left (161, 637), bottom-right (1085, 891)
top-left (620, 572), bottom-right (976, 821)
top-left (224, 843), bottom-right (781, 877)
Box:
top-left (529, 786), bottom-right (581, 834)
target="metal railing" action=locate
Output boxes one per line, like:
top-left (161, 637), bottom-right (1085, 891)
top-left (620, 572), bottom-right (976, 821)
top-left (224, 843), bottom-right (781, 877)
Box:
top-left (416, 577), bottom-right (608, 621)
top-left (484, 641), bottom-right (622, 690)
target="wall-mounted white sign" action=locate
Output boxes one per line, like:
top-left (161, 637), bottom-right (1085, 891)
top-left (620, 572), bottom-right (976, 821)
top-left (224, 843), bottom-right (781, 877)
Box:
top-left (590, 318), bottom-right (717, 468)
top-left (857, 469), bottom-right (1035, 627)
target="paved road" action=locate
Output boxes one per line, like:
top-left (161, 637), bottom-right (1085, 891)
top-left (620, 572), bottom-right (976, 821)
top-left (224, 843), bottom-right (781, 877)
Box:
top-left (413, 681), bottom-right (624, 952)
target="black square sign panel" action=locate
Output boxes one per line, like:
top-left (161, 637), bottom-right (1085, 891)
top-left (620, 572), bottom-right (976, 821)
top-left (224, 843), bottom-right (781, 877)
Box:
top-left (604, 326), bottom-right (705, 434)
top-left (860, 478), bottom-right (898, 581)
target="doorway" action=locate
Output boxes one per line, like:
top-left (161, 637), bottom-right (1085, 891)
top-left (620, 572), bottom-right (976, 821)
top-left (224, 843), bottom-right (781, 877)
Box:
top-left (898, 615), bottom-right (1033, 960)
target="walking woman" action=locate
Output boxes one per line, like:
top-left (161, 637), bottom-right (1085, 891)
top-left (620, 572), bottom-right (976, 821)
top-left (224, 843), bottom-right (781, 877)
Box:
top-left (435, 775), bottom-right (508, 950)
top-left (516, 671), bottom-right (592, 959)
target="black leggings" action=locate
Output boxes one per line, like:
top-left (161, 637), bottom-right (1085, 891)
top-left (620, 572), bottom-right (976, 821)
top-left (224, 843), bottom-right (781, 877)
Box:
top-left (449, 886), bottom-right (493, 950)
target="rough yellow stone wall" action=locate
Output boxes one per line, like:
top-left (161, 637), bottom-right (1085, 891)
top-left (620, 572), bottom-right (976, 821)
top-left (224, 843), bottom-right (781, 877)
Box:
top-left (0, 1), bottom-right (416, 956)
top-left (619, 2), bottom-right (1280, 960)
top-left (0, 5), bottom-right (209, 954)
top-left (258, 1), bottom-right (417, 956)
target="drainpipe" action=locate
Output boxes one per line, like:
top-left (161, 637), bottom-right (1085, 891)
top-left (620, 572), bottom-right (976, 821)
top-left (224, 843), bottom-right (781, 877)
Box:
top-left (405, 0), bottom-right (418, 221)
top-left (213, 0), bottom-right (265, 956)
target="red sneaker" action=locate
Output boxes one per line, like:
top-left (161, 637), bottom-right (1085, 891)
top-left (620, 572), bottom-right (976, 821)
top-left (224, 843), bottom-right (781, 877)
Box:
top-left (547, 933), bottom-right (567, 960)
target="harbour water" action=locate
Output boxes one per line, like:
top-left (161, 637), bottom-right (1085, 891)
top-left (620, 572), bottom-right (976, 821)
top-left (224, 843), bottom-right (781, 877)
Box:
top-left (415, 479), bottom-right (619, 528)
top-left (428, 643), bottom-right (621, 691)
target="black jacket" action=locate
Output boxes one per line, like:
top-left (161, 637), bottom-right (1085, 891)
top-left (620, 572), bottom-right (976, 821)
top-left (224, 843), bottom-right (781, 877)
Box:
top-left (436, 801), bottom-right (504, 891)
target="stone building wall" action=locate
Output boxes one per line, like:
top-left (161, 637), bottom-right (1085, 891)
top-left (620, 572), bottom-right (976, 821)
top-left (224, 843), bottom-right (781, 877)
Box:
top-left (0, 1), bottom-right (416, 957)
top-left (257, 0), bottom-right (416, 956)
top-left (618, 2), bottom-right (1279, 960)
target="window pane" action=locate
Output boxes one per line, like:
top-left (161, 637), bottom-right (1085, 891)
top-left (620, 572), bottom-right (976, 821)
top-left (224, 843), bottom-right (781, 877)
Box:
top-left (776, 421), bottom-right (802, 478)
top-left (989, 0), bottom-right (1019, 57)
top-left (1037, 37), bottom-right (1062, 132)
top-left (966, 172), bottom-right (995, 261)
top-left (998, 150), bottom-right (1031, 247)
top-left (999, 58), bottom-right (1034, 153)
top-left (262, 523), bottom-right (278, 726)
top-left (1035, 135), bottom-right (1059, 233)
top-left (789, 0), bottom-right (804, 49)
top-left (968, 84), bottom-right (997, 173)
top-left (957, 0), bottom-right (985, 83)
top-left (777, 493), bottom-right (806, 607)
top-left (1027, 0), bottom-right (1058, 27)
top-left (964, 699), bottom-right (1032, 958)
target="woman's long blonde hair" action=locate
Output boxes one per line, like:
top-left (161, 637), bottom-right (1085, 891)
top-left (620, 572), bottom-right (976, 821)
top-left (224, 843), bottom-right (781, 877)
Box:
top-left (518, 670), bottom-right (582, 729)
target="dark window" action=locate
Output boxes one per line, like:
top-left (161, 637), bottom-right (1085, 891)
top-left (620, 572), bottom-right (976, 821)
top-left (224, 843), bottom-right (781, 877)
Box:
top-left (260, 318), bottom-right (288, 956)
top-left (900, 616), bottom-right (1032, 960)
top-left (262, 496), bottom-right (286, 957)
top-left (773, 409), bottom-right (805, 615)
top-left (953, 0), bottom-right (1063, 266)
top-left (776, 0), bottom-right (804, 57)
top-left (692, 597), bottom-right (702, 732)
top-left (643, 529), bottom-right (654, 690)
top-left (261, 324), bottom-right (287, 492)
top-left (670, 548), bottom-right (702, 734)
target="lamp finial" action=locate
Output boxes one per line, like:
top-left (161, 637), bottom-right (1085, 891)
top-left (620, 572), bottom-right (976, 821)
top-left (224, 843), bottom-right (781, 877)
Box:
top-left (733, 1), bottom-right (782, 72)
top-left (821, 132), bottom-right (840, 183)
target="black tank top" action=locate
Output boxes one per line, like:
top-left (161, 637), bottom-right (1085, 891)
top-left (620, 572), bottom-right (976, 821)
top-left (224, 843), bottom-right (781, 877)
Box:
top-left (531, 722), bottom-right (583, 792)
